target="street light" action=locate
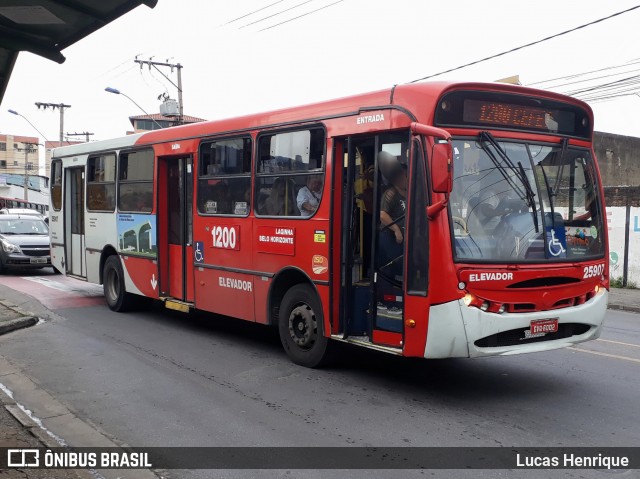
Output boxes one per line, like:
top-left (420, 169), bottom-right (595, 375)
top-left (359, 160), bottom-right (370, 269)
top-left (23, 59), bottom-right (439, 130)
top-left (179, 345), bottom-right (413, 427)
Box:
top-left (8, 109), bottom-right (50, 201)
top-left (8, 109), bottom-right (50, 142)
top-left (104, 87), bottom-right (163, 129)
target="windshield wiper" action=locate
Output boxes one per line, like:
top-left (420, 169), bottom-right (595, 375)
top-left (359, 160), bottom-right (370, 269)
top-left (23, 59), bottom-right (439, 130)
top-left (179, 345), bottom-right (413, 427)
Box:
top-left (479, 131), bottom-right (539, 233)
top-left (534, 151), bottom-right (557, 229)
top-left (478, 132), bottom-right (525, 199)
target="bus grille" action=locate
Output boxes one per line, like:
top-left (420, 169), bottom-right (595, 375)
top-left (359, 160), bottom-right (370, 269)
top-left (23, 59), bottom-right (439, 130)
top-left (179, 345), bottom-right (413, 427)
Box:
top-left (474, 323), bottom-right (591, 348)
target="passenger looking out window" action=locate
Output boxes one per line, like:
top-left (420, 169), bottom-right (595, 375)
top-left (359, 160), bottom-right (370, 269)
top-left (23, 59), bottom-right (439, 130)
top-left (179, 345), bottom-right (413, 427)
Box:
top-left (296, 175), bottom-right (323, 217)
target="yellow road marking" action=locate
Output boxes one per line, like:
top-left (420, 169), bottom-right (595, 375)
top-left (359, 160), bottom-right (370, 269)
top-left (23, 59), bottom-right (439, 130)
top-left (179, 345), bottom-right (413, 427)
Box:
top-left (569, 347), bottom-right (640, 364)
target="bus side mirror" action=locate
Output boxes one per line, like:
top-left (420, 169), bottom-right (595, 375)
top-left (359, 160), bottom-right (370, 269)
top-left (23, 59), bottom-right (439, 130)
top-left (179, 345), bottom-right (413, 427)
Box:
top-left (431, 141), bottom-right (453, 194)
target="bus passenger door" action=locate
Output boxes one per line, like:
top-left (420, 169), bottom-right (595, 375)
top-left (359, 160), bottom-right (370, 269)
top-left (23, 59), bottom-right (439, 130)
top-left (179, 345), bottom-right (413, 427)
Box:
top-left (338, 133), bottom-right (409, 347)
top-left (64, 167), bottom-right (86, 277)
top-left (158, 156), bottom-right (194, 302)
top-left (339, 131), bottom-right (435, 354)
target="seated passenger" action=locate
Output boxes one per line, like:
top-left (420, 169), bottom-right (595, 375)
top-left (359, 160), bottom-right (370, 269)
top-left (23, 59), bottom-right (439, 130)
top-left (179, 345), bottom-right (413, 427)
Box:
top-left (296, 175), bottom-right (323, 217)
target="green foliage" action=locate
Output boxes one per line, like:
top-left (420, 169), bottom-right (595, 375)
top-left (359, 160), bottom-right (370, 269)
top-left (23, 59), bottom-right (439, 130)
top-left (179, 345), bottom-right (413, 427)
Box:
top-left (610, 277), bottom-right (637, 289)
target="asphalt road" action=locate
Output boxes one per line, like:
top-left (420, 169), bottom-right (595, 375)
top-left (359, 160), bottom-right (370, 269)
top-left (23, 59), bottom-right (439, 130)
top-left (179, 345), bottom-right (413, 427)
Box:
top-left (0, 272), bottom-right (638, 479)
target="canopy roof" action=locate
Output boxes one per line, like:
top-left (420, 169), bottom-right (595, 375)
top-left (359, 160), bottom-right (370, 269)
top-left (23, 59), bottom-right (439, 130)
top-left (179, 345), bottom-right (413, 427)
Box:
top-left (0, 0), bottom-right (157, 103)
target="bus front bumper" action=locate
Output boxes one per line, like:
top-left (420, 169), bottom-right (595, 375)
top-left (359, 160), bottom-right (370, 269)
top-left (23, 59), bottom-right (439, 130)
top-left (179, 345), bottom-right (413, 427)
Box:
top-left (424, 289), bottom-right (608, 358)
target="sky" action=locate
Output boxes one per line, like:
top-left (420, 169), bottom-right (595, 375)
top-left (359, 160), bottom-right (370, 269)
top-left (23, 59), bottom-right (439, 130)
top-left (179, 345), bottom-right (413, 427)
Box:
top-left (1, 0), bottom-right (640, 173)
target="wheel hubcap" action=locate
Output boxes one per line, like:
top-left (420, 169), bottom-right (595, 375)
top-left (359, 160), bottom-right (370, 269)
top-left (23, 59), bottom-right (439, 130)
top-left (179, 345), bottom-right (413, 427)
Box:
top-left (288, 303), bottom-right (317, 349)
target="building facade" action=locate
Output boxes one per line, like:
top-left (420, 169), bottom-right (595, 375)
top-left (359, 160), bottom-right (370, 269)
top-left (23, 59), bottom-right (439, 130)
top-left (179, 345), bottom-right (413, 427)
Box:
top-left (127, 113), bottom-right (205, 134)
top-left (0, 134), bottom-right (39, 176)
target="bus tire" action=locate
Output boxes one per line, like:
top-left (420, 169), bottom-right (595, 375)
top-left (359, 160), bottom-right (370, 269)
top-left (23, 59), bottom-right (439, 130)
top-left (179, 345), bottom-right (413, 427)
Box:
top-left (278, 284), bottom-right (331, 368)
top-left (103, 255), bottom-right (134, 312)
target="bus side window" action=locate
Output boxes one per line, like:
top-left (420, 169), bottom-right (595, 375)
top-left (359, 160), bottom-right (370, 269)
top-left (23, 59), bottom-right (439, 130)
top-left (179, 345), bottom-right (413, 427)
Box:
top-left (197, 137), bottom-right (251, 216)
top-left (118, 149), bottom-right (154, 213)
top-left (51, 160), bottom-right (63, 211)
top-left (255, 128), bottom-right (325, 218)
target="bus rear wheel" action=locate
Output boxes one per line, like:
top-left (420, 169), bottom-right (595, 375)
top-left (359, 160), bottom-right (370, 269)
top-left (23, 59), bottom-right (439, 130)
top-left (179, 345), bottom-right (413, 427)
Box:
top-left (103, 255), bottom-right (134, 312)
top-left (278, 284), bottom-right (332, 368)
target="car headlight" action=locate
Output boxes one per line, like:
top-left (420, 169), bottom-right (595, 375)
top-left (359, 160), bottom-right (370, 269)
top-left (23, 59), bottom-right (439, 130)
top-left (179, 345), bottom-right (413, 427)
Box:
top-left (1, 239), bottom-right (22, 254)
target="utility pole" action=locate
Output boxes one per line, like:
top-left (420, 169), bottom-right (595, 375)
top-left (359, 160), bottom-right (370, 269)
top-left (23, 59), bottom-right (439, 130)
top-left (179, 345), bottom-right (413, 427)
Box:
top-left (35, 102), bottom-right (71, 144)
top-left (20, 142), bottom-right (38, 201)
top-left (134, 57), bottom-right (183, 124)
top-left (67, 131), bottom-right (94, 143)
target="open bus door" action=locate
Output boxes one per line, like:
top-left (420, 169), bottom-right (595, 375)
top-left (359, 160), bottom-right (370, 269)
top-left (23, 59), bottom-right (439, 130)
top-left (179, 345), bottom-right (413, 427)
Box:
top-left (338, 133), bottom-right (413, 347)
top-left (157, 155), bottom-right (194, 306)
top-left (338, 131), bottom-right (442, 353)
top-left (64, 166), bottom-right (86, 277)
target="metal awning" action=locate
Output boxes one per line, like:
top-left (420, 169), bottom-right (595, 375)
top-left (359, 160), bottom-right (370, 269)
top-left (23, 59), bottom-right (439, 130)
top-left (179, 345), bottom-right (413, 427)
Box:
top-left (0, 0), bottom-right (157, 103)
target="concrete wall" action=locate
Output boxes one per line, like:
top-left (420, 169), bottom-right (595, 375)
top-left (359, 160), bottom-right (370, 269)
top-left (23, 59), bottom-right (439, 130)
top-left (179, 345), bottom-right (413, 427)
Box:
top-left (595, 132), bottom-right (640, 286)
top-left (595, 131), bottom-right (640, 188)
top-left (607, 206), bottom-right (640, 286)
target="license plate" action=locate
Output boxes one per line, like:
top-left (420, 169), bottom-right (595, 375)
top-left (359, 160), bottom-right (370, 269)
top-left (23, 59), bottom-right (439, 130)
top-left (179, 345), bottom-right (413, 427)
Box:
top-left (530, 318), bottom-right (559, 336)
top-left (30, 257), bottom-right (47, 264)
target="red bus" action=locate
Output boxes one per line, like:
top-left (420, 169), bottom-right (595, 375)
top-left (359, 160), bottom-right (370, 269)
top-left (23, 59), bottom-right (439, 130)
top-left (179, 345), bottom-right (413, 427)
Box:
top-left (0, 196), bottom-right (48, 216)
top-left (50, 81), bottom-right (608, 367)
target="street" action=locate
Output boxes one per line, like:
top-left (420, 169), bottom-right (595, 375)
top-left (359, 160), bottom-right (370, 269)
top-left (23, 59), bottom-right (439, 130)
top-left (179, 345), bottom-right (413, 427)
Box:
top-left (0, 270), bottom-right (638, 479)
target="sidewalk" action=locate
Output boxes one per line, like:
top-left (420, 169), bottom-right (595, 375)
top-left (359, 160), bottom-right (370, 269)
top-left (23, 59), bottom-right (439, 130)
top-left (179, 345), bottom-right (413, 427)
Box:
top-left (0, 300), bottom-right (89, 479)
top-left (606, 287), bottom-right (640, 313)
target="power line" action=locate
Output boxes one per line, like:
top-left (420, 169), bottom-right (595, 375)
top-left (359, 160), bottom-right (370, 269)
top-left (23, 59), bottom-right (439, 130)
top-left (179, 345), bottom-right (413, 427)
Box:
top-left (564, 74), bottom-right (640, 96)
top-left (259, 0), bottom-right (344, 32)
top-left (535, 67), bottom-right (640, 92)
top-left (408, 4), bottom-right (640, 83)
top-left (222, 0), bottom-right (287, 25)
top-left (526, 59), bottom-right (640, 86)
top-left (240, 0), bottom-right (314, 28)
top-left (575, 81), bottom-right (640, 101)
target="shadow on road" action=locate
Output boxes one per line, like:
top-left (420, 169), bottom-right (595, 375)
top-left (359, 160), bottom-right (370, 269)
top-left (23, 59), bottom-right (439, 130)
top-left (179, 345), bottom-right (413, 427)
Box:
top-left (120, 300), bottom-right (569, 406)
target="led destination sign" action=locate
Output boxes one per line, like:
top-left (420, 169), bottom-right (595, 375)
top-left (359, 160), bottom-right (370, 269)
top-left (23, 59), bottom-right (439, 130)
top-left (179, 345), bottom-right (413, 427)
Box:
top-left (434, 90), bottom-right (591, 139)
top-left (462, 99), bottom-right (575, 132)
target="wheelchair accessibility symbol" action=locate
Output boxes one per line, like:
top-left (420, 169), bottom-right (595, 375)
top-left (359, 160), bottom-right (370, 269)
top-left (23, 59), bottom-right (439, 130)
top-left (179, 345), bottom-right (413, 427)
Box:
top-left (194, 241), bottom-right (204, 263)
top-left (548, 229), bottom-right (566, 257)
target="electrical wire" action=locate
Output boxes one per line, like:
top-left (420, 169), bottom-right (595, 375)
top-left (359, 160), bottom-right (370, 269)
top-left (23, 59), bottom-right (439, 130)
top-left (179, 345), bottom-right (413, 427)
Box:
top-left (258, 0), bottom-right (344, 31)
top-left (527, 59), bottom-right (640, 86)
top-left (564, 75), bottom-right (640, 96)
top-left (408, 4), bottom-right (640, 83)
top-left (222, 0), bottom-right (287, 25)
top-left (536, 67), bottom-right (640, 92)
top-left (240, 0), bottom-right (314, 28)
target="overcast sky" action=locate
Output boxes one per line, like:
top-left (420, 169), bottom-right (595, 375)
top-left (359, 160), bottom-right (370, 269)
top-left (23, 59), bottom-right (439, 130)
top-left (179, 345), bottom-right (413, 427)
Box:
top-left (2, 0), bottom-right (640, 170)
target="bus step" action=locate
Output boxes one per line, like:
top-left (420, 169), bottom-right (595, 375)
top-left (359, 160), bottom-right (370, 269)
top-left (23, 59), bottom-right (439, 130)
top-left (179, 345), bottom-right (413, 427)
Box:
top-left (162, 298), bottom-right (192, 313)
top-left (331, 335), bottom-right (402, 355)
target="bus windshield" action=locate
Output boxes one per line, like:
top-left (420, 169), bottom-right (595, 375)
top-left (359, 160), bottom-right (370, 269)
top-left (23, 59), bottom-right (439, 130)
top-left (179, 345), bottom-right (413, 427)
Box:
top-left (449, 137), bottom-right (605, 262)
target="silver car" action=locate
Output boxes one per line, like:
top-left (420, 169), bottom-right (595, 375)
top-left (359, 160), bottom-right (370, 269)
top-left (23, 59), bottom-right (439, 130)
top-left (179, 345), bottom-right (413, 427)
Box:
top-left (0, 214), bottom-right (51, 273)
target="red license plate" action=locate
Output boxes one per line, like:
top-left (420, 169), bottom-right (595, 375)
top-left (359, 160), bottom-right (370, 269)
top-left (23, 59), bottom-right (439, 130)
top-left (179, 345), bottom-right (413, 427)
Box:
top-left (530, 318), bottom-right (559, 335)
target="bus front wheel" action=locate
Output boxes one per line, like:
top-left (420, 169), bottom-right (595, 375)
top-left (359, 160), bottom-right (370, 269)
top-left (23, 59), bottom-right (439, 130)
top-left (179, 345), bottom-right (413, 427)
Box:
top-left (103, 255), bottom-right (134, 312)
top-left (278, 284), bottom-right (331, 368)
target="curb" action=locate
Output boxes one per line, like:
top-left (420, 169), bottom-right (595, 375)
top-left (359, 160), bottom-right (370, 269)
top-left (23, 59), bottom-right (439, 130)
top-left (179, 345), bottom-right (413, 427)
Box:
top-left (1, 393), bottom-right (95, 479)
top-left (607, 304), bottom-right (640, 314)
top-left (0, 316), bottom-right (38, 335)
top-left (0, 358), bottom-right (160, 479)
top-left (0, 299), bottom-right (38, 335)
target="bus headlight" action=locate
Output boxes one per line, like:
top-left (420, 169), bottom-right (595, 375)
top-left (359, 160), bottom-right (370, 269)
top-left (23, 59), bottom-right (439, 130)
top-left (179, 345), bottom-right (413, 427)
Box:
top-left (463, 294), bottom-right (474, 306)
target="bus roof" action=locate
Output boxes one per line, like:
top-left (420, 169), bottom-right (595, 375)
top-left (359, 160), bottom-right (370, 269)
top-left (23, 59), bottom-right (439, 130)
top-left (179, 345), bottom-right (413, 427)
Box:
top-left (138, 81), bottom-right (593, 145)
top-left (52, 132), bottom-right (145, 158)
top-left (53, 82), bottom-right (594, 157)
